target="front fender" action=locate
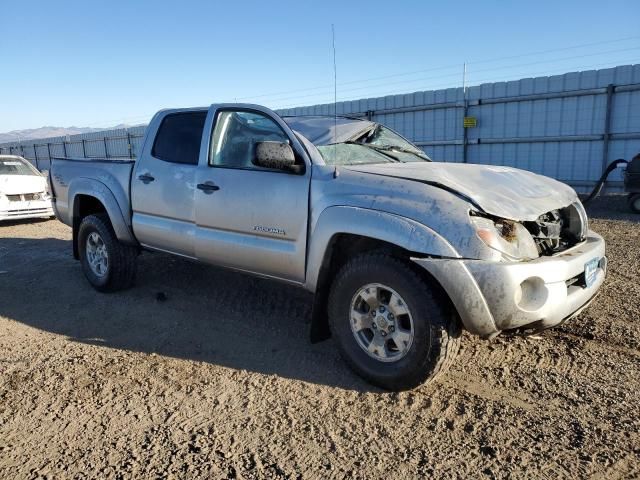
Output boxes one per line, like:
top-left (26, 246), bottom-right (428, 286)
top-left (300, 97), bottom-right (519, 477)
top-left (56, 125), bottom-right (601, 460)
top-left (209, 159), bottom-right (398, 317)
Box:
top-left (69, 178), bottom-right (137, 246)
top-left (304, 205), bottom-right (459, 291)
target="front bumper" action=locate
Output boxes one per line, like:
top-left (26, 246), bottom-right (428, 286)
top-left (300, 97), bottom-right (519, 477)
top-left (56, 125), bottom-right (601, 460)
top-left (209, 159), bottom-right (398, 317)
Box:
top-left (0, 200), bottom-right (54, 221)
top-left (413, 231), bottom-right (606, 338)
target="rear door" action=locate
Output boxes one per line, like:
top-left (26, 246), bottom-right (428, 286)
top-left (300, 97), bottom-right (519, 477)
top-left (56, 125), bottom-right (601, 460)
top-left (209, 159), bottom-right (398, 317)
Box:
top-left (194, 105), bottom-right (311, 283)
top-left (131, 110), bottom-right (207, 257)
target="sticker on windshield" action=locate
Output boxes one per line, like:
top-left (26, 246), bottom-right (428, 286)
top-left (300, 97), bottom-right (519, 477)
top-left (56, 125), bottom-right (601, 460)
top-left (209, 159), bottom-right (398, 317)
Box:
top-left (2, 162), bottom-right (22, 165)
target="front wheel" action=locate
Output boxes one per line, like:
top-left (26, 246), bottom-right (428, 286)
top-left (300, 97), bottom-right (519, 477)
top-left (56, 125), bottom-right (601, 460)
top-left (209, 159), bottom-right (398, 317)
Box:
top-left (78, 214), bottom-right (137, 292)
top-left (328, 253), bottom-right (461, 391)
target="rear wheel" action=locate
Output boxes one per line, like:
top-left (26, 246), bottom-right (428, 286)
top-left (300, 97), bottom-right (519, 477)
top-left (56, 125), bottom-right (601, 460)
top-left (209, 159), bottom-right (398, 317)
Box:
top-left (78, 214), bottom-right (137, 292)
top-left (628, 193), bottom-right (640, 214)
top-left (328, 253), bottom-right (461, 391)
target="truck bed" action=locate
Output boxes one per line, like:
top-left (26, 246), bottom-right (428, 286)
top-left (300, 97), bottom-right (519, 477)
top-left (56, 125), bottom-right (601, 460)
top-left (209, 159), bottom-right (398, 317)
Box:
top-left (49, 157), bottom-right (136, 228)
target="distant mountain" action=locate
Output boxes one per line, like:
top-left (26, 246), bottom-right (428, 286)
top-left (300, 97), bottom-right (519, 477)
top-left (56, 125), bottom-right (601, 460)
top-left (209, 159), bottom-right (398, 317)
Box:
top-left (0, 124), bottom-right (135, 143)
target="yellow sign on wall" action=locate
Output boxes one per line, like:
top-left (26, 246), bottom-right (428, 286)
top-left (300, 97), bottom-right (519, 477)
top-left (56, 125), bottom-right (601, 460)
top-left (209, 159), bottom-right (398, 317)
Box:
top-left (463, 116), bottom-right (477, 128)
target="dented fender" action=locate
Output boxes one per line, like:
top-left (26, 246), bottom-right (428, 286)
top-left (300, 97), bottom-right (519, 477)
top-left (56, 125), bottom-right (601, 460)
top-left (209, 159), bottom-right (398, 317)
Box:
top-left (411, 257), bottom-right (499, 337)
top-left (304, 205), bottom-right (459, 292)
top-left (412, 230), bottom-right (606, 337)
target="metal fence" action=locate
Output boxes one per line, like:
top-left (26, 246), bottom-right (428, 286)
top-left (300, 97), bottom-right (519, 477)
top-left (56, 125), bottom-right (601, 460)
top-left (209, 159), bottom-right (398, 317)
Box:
top-left (278, 64), bottom-right (640, 193)
top-left (0, 125), bottom-right (147, 172)
top-left (1, 64), bottom-right (639, 192)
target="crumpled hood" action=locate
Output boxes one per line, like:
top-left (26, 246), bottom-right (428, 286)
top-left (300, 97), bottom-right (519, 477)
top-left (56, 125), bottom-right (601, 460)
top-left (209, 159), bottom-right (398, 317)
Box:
top-left (0, 174), bottom-right (47, 195)
top-left (346, 162), bottom-right (578, 221)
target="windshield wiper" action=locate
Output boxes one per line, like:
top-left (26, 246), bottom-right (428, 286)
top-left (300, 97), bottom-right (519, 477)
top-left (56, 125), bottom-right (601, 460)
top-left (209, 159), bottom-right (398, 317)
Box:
top-left (371, 144), bottom-right (429, 160)
top-left (339, 141), bottom-right (402, 162)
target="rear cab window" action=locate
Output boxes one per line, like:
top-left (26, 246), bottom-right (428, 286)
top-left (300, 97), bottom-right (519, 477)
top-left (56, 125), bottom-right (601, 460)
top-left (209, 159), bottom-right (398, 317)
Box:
top-left (151, 111), bottom-right (207, 165)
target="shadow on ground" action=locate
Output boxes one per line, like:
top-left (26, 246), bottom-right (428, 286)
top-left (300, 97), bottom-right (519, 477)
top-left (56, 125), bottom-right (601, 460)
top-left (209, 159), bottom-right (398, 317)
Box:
top-left (0, 235), bottom-right (374, 392)
top-left (1, 195), bottom-right (634, 392)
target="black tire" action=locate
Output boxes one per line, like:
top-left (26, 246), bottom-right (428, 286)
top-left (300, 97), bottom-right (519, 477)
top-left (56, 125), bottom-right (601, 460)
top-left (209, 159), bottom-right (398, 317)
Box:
top-left (628, 193), bottom-right (640, 214)
top-left (328, 253), bottom-right (461, 391)
top-left (78, 213), bottom-right (137, 292)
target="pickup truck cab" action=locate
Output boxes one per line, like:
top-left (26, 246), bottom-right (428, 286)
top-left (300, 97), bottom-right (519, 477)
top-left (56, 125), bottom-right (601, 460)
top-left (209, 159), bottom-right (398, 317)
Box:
top-left (50, 104), bottom-right (606, 390)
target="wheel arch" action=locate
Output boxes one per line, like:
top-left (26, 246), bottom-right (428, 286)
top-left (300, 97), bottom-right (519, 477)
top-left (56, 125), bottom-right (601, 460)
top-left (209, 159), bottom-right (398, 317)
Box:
top-left (69, 179), bottom-right (137, 259)
top-left (305, 206), bottom-right (459, 342)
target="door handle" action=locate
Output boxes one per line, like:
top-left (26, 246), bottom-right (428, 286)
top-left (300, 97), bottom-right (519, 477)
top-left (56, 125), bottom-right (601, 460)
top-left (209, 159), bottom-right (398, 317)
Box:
top-left (197, 182), bottom-right (220, 194)
top-left (138, 173), bottom-right (155, 184)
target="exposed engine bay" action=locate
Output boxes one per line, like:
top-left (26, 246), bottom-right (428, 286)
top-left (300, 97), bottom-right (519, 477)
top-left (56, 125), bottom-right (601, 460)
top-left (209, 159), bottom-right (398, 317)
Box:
top-left (523, 204), bottom-right (586, 256)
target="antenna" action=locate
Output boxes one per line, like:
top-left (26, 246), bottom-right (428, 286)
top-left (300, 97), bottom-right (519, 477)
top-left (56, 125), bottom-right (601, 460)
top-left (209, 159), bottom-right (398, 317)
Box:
top-left (332, 24), bottom-right (339, 178)
top-left (462, 62), bottom-right (467, 99)
top-left (332, 24), bottom-right (337, 123)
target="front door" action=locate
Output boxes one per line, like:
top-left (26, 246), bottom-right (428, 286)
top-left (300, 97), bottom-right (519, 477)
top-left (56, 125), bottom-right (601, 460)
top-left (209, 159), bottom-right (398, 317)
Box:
top-left (194, 107), bottom-right (311, 283)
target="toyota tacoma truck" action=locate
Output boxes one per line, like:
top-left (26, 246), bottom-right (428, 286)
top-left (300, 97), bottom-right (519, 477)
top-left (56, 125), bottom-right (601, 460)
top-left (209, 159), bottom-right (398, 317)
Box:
top-left (49, 104), bottom-right (607, 390)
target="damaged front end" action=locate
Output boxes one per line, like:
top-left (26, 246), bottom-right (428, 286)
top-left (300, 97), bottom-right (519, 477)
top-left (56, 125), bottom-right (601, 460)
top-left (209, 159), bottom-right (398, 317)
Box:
top-left (523, 202), bottom-right (588, 256)
top-left (414, 199), bottom-right (605, 339)
top-left (470, 201), bottom-right (589, 261)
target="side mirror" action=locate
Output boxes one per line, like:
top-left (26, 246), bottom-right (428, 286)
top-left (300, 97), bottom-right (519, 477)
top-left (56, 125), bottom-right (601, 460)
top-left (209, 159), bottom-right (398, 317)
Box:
top-left (254, 141), bottom-right (300, 172)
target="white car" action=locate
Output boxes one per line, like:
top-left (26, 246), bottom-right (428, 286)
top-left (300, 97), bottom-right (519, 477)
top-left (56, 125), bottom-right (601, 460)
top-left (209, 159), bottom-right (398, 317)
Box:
top-left (0, 155), bottom-right (54, 221)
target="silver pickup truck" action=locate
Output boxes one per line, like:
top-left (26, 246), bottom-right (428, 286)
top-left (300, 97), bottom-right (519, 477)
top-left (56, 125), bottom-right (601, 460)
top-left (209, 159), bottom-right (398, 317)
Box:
top-left (50, 104), bottom-right (606, 390)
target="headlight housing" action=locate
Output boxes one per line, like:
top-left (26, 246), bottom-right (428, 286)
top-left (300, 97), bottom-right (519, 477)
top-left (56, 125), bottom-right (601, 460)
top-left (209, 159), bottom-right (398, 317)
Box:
top-left (34, 191), bottom-right (50, 201)
top-left (572, 200), bottom-right (589, 240)
top-left (471, 214), bottom-right (539, 261)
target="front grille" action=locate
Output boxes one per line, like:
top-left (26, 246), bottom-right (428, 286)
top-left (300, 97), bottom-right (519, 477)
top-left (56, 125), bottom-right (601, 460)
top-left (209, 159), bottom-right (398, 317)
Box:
top-left (5, 208), bottom-right (50, 216)
top-left (524, 203), bottom-right (586, 256)
top-left (6, 193), bottom-right (41, 202)
top-left (566, 272), bottom-right (586, 288)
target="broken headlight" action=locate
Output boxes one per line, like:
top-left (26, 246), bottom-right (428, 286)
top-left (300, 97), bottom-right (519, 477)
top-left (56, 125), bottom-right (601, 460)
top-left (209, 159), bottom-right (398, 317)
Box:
top-left (471, 215), bottom-right (539, 261)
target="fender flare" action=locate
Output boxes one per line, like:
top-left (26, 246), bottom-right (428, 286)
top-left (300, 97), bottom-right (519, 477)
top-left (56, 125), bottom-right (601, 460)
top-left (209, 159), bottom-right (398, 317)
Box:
top-left (69, 178), bottom-right (137, 257)
top-left (304, 205), bottom-right (459, 292)
top-left (304, 206), bottom-right (460, 343)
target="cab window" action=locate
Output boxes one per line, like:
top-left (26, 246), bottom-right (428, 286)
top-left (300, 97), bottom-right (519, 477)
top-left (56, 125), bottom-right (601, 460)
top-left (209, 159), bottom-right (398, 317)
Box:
top-left (209, 110), bottom-right (290, 170)
top-left (152, 112), bottom-right (207, 165)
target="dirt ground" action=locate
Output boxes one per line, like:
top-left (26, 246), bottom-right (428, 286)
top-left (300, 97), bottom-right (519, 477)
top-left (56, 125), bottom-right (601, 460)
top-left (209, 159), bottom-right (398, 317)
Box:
top-left (0, 195), bottom-right (638, 479)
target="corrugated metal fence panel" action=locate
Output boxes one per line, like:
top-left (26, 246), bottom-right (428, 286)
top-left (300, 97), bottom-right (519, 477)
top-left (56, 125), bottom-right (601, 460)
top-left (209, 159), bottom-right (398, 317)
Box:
top-left (608, 66), bottom-right (640, 184)
top-left (463, 65), bottom-right (640, 189)
top-left (466, 73), bottom-right (606, 181)
top-left (1, 65), bottom-right (638, 193)
top-left (0, 125), bottom-right (147, 171)
top-left (278, 64), bottom-right (639, 192)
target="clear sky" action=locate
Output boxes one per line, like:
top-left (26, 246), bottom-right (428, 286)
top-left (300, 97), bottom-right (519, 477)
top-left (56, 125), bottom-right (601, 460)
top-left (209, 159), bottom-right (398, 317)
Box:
top-left (1, 0), bottom-right (639, 132)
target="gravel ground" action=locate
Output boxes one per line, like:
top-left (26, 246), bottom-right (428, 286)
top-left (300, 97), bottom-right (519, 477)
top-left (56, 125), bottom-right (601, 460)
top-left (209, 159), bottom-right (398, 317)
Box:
top-left (0, 195), bottom-right (638, 479)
